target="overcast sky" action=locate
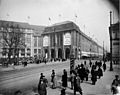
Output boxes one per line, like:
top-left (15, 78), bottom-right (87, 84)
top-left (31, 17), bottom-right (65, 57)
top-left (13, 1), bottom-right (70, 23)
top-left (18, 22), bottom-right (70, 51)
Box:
top-left (0, 0), bottom-right (119, 51)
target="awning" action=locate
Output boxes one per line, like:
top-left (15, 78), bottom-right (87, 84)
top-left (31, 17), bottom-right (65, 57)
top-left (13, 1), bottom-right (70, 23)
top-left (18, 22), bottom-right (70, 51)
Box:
top-left (81, 53), bottom-right (89, 57)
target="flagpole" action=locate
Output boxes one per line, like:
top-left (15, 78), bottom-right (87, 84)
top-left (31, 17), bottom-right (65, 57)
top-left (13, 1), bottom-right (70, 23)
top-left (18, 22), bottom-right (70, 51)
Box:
top-left (59, 14), bottom-right (61, 22)
top-left (6, 13), bottom-right (10, 21)
top-left (74, 14), bottom-right (77, 23)
top-left (27, 16), bottom-right (30, 24)
top-left (48, 17), bottom-right (51, 26)
top-left (84, 24), bottom-right (85, 34)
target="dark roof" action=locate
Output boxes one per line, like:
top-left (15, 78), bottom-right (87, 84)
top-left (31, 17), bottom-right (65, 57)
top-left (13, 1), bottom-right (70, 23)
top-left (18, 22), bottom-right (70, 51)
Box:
top-left (0, 20), bottom-right (30, 29)
top-left (43, 21), bottom-right (81, 34)
top-left (0, 20), bottom-right (46, 31)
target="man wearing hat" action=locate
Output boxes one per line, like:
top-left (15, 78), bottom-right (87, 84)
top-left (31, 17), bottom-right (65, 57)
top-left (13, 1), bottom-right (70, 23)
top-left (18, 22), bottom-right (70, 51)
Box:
top-left (39, 73), bottom-right (48, 86)
top-left (40, 73), bottom-right (45, 80)
top-left (111, 75), bottom-right (120, 94)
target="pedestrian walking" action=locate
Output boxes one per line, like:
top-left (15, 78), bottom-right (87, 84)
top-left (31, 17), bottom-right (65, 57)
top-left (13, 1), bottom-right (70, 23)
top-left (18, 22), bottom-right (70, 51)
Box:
top-left (70, 71), bottom-right (75, 89)
top-left (97, 66), bottom-right (103, 79)
top-left (98, 60), bottom-right (102, 67)
top-left (85, 67), bottom-right (90, 81)
top-left (89, 60), bottom-right (92, 67)
top-left (39, 73), bottom-right (48, 86)
top-left (40, 73), bottom-right (45, 80)
top-left (62, 69), bottom-right (68, 89)
top-left (91, 66), bottom-right (97, 85)
top-left (14, 90), bottom-right (23, 95)
top-left (51, 70), bottom-right (56, 89)
top-left (80, 64), bottom-right (86, 82)
top-left (111, 75), bottom-right (120, 95)
top-left (103, 62), bottom-right (106, 72)
top-left (74, 73), bottom-right (83, 95)
top-left (24, 60), bottom-right (27, 67)
top-left (38, 79), bottom-right (47, 95)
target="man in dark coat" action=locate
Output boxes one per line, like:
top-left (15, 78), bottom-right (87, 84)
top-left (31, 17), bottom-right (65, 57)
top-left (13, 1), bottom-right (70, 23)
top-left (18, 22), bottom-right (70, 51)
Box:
top-left (62, 69), bottom-right (68, 88)
top-left (97, 67), bottom-right (103, 79)
top-left (89, 60), bottom-right (92, 67)
top-left (38, 79), bottom-right (47, 95)
top-left (79, 64), bottom-right (85, 82)
top-left (91, 66), bottom-right (97, 85)
top-left (103, 62), bottom-right (106, 72)
top-left (74, 74), bottom-right (83, 95)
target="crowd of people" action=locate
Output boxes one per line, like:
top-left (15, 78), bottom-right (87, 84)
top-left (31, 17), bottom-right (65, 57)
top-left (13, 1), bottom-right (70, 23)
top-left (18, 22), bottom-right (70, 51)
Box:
top-left (13, 60), bottom-right (120, 95)
top-left (36, 60), bottom-right (107, 95)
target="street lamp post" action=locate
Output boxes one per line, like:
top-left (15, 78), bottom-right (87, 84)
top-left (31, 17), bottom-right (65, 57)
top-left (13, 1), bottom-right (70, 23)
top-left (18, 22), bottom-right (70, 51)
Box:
top-left (109, 11), bottom-right (113, 71)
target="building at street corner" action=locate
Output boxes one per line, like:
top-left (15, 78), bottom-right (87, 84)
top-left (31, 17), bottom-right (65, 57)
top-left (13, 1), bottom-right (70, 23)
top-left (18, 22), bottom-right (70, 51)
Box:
top-left (0, 20), bottom-right (104, 61)
top-left (109, 22), bottom-right (120, 64)
top-left (42, 21), bottom-right (103, 61)
top-left (0, 20), bottom-right (45, 58)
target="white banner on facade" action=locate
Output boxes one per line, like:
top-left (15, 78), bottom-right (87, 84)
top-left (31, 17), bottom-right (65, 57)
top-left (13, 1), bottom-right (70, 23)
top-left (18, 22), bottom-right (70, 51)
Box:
top-left (63, 32), bottom-right (71, 45)
top-left (43, 36), bottom-right (49, 47)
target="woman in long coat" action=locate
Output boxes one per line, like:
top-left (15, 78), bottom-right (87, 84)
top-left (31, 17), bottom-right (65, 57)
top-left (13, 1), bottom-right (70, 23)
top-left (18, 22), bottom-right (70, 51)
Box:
top-left (62, 69), bottom-right (68, 88)
top-left (38, 79), bottom-right (47, 95)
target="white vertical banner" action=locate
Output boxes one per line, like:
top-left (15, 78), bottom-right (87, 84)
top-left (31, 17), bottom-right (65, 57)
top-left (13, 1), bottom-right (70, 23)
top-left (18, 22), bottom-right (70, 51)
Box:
top-left (63, 32), bottom-right (71, 45)
top-left (43, 35), bottom-right (49, 47)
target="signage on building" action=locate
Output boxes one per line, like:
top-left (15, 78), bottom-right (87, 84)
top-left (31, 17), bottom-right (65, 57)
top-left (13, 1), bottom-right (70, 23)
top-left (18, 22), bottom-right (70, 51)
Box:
top-left (43, 36), bottom-right (49, 47)
top-left (63, 32), bottom-right (71, 45)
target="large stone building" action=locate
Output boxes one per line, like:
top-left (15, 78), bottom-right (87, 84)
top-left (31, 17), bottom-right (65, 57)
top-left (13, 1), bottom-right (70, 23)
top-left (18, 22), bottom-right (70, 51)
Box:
top-left (0, 20), bottom-right (45, 58)
top-left (0, 20), bottom-right (103, 61)
top-left (109, 22), bottom-right (120, 64)
top-left (42, 21), bottom-right (103, 61)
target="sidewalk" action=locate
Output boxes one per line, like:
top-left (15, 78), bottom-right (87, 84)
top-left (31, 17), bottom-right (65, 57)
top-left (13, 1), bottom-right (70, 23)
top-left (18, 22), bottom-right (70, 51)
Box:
top-left (24, 62), bottom-right (120, 95)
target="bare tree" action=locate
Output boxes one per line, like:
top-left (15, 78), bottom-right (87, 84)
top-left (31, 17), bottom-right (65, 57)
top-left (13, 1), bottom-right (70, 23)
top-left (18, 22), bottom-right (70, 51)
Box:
top-left (0, 23), bottom-right (26, 66)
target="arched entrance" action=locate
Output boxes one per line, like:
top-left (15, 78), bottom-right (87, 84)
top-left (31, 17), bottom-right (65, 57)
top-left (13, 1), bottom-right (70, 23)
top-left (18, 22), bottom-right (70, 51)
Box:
top-left (58, 48), bottom-right (62, 59)
top-left (51, 49), bottom-right (55, 59)
top-left (65, 48), bottom-right (70, 59)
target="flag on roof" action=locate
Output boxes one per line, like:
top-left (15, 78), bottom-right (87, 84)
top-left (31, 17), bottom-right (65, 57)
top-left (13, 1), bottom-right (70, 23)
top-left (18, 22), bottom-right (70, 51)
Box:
top-left (75, 14), bottom-right (77, 18)
top-left (49, 17), bottom-right (51, 21)
top-left (27, 16), bottom-right (30, 19)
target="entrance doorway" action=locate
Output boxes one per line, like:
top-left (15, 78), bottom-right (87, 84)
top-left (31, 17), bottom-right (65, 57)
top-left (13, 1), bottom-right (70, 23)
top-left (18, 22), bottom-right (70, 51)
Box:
top-left (51, 49), bottom-right (55, 59)
top-left (58, 48), bottom-right (62, 59)
top-left (65, 48), bottom-right (70, 59)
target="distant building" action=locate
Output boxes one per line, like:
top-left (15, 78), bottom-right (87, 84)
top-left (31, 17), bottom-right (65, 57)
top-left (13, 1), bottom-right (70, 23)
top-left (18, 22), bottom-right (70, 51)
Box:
top-left (0, 20), bottom-right (45, 58)
top-left (109, 22), bottom-right (120, 64)
top-left (42, 21), bottom-right (103, 61)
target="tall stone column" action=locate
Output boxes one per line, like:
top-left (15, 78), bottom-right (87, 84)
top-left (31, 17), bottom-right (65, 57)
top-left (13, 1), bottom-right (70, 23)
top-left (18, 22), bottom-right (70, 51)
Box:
top-left (55, 34), bottom-right (58, 59)
top-left (62, 32), bottom-right (65, 59)
top-left (30, 33), bottom-right (33, 57)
